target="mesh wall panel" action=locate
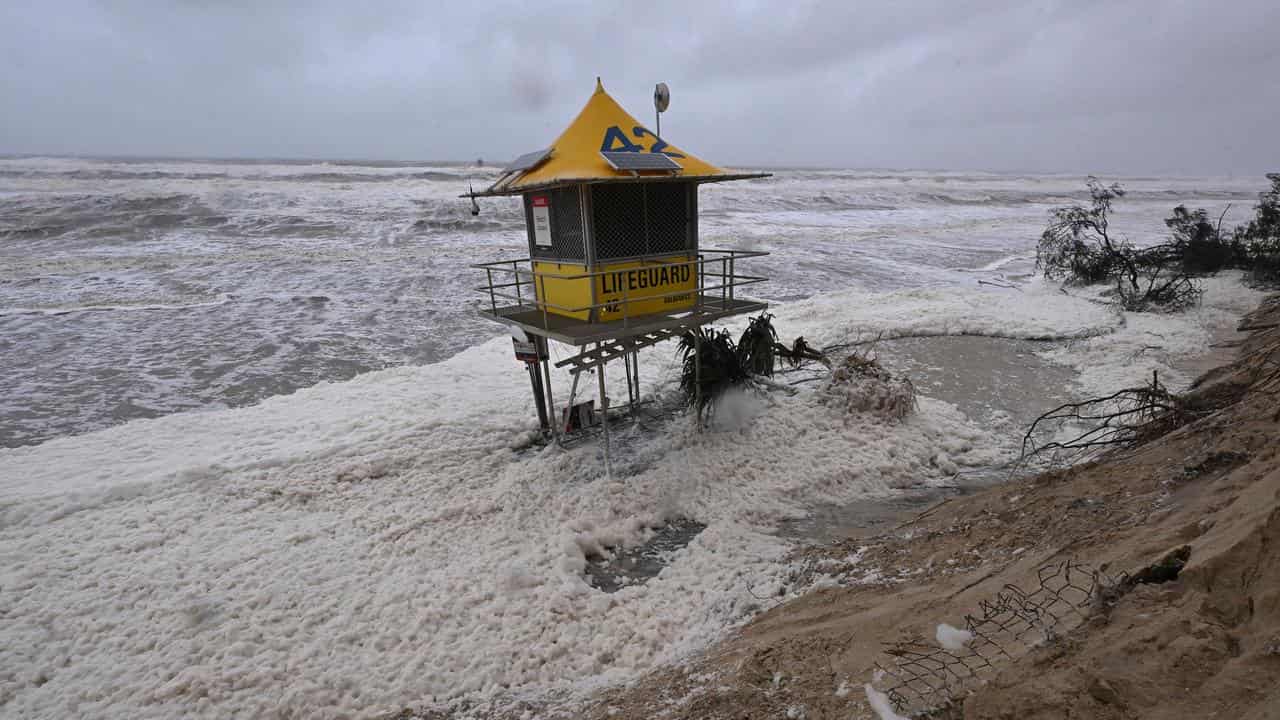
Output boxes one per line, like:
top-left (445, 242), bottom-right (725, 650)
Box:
top-left (526, 189), bottom-right (585, 260)
top-left (551, 187), bottom-right (585, 260)
top-left (592, 185), bottom-right (646, 260)
top-left (645, 184), bottom-right (689, 256)
top-left (592, 183), bottom-right (691, 260)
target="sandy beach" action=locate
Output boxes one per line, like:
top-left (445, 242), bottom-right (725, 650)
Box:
top-left (566, 292), bottom-right (1280, 719)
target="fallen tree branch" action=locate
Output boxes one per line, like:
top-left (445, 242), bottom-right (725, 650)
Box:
top-left (1020, 371), bottom-right (1194, 463)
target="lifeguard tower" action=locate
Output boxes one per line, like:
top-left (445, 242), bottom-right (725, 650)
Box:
top-left (470, 79), bottom-right (770, 442)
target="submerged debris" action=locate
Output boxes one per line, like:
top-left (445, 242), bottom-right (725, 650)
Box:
top-left (822, 350), bottom-right (917, 421)
top-left (584, 520), bottom-right (708, 593)
top-left (1121, 545), bottom-right (1191, 588)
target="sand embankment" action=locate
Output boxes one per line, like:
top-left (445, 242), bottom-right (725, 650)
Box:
top-left (585, 293), bottom-right (1280, 719)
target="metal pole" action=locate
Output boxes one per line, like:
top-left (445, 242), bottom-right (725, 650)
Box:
top-left (728, 254), bottom-right (735, 302)
top-left (721, 257), bottom-right (727, 305)
top-left (564, 370), bottom-right (581, 433)
top-left (527, 361), bottom-right (549, 431)
top-left (486, 268), bottom-right (497, 315)
top-left (694, 330), bottom-right (702, 428)
top-left (623, 345), bottom-right (635, 407)
top-left (596, 343), bottom-right (613, 478)
top-left (632, 351), bottom-right (640, 407)
top-left (696, 255), bottom-right (704, 311)
top-left (540, 340), bottom-right (559, 444)
top-left (535, 263), bottom-right (549, 330)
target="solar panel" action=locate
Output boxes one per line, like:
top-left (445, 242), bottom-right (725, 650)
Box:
top-left (504, 148), bottom-right (552, 173)
top-left (600, 151), bottom-right (681, 172)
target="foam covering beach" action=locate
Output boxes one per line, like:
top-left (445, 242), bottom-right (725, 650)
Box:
top-left (0, 159), bottom-right (1271, 717)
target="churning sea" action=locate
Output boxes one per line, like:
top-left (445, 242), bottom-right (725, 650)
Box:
top-left (0, 155), bottom-right (1263, 447)
top-left (1, 156), bottom-right (1274, 719)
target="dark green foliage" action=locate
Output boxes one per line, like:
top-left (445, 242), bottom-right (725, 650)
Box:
top-left (1139, 176), bottom-right (1280, 287)
top-left (1116, 264), bottom-right (1203, 313)
top-left (1037, 177), bottom-right (1139, 287)
top-left (1037, 177), bottom-right (1203, 312)
top-left (1244, 253), bottom-right (1280, 286)
top-left (1160, 205), bottom-right (1236, 275)
top-left (1233, 174), bottom-right (1280, 285)
top-left (1237, 174), bottom-right (1280, 245)
top-left (677, 316), bottom-right (828, 417)
top-left (737, 313), bottom-right (778, 376)
top-left (678, 327), bottom-right (749, 414)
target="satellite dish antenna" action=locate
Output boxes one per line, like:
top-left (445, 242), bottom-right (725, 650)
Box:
top-left (653, 82), bottom-right (670, 137)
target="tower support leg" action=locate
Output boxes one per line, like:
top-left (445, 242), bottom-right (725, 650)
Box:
top-left (538, 338), bottom-right (558, 444)
top-left (596, 342), bottom-right (613, 478)
top-left (623, 347), bottom-right (636, 407)
top-left (526, 361), bottom-right (549, 432)
top-left (631, 351), bottom-right (641, 408)
top-left (694, 331), bottom-right (703, 428)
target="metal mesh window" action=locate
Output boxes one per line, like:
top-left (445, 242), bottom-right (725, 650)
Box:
top-left (526, 188), bottom-right (585, 261)
top-left (645, 184), bottom-right (689, 256)
top-left (591, 185), bottom-right (646, 260)
top-left (592, 183), bottom-right (690, 260)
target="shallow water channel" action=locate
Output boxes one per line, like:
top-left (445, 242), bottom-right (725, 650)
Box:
top-left (585, 335), bottom-right (1079, 589)
top-left (584, 519), bottom-right (708, 593)
top-left (781, 335), bottom-right (1077, 542)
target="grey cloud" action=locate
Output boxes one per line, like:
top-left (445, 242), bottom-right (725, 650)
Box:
top-left (1, 0), bottom-right (1276, 173)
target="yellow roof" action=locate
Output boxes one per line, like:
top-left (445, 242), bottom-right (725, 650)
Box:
top-left (479, 79), bottom-right (765, 196)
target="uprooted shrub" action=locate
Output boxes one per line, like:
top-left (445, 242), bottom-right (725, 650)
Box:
top-left (678, 327), bottom-right (750, 417)
top-left (736, 312), bottom-right (779, 376)
top-left (1233, 173), bottom-right (1280, 286)
top-left (1037, 177), bottom-right (1138, 285)
top-left (680, 314), bottom-right (829, 418)
top-left (1132, 175), bottom-right (1280, 286)
top-left (1037, 177), bottom-right (1201, 311)
top-left (822, 350), bottom-right (917, 421)
top-left (1159, 205), bottom-right (1239, 275)
top-left (680, 316), bottom-right (921, 425)
top-left (1116, 262), bottom-right (1204, 313)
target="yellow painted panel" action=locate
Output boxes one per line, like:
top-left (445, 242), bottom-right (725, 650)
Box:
top-left (594, 256), bottom-right (697, 321)
top-left (533, 261), bottom-right (591, 321)
top-left (533, 257), bottom-right (698, 322)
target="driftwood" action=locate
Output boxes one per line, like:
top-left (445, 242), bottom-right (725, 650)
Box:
top-left (1020, 371), bottom-right (1191, 463)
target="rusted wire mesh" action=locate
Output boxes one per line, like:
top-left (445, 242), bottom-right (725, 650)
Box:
top-left (874, 559), bottom-right (1102, 715)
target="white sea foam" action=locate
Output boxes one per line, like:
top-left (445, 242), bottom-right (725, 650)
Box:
top-left (1040, 272), bottom-right (1266, 396)
top-left (1, 159), bottom-right (1269, 717)
top-left (1, 276), bottom-right (1254, 718)
top-left (936, 622), bottom-right (974, 651)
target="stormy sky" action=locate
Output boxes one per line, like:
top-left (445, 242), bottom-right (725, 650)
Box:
top-left (2, 1), bottom-right (1276, 174)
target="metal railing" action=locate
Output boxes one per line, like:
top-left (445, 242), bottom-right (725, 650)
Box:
top-left (471, 248), bottom-right (768, 331)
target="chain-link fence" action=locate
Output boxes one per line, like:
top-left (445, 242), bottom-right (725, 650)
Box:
top-left (874, 559), bottom-right (1103, 715)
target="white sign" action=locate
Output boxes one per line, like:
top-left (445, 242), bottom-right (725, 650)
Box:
top-left (531, 195), bottom-right (552, 247)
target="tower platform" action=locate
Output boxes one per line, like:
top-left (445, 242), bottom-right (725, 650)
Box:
top-left (480, 295), bottom-right (766, 347)
top-left (473, 248), bottom-right (768, 348)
